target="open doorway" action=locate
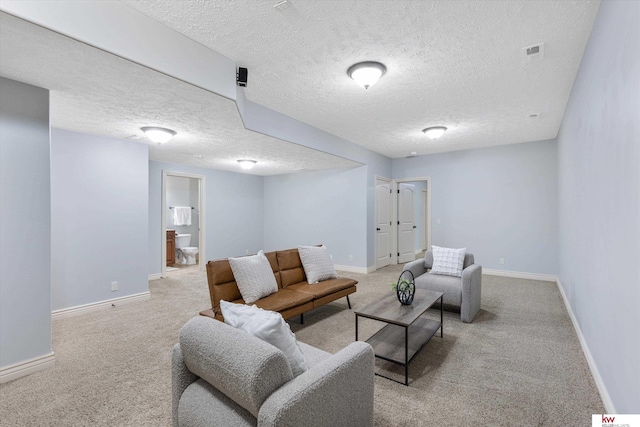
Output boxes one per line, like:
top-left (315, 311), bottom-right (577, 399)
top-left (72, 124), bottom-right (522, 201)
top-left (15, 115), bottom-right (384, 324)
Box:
top-left (161, 171), bottom-right (206, 277)
top-left (393, 178), bottom-right (430, 265)
top-left (374, 176), bottom-right (431, 270)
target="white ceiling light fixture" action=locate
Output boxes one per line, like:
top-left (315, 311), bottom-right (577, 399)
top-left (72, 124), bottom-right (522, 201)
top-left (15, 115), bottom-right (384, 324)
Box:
top-left (237, 159), bottom-right (257, 170)
top-left (347, 61), bottom-right (387, 89)
top-left (422, 126), bottom-right (448, 140)
top-left (140, 126), bottom-right (176, 143)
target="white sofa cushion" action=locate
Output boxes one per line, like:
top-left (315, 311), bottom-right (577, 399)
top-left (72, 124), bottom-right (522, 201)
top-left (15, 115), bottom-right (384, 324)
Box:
top-left (220, 300), bottom-right (308, 377)
top-left (298, 245), bottom-right (337, 284)
top-left (431, 246), bottom-right (466, 277)
top-left (228, 250), bottom-right (278, 304)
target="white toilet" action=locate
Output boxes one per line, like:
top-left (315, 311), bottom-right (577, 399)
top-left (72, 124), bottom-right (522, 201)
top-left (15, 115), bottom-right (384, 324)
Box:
top-left (176, 234), bottom-right (199, 265)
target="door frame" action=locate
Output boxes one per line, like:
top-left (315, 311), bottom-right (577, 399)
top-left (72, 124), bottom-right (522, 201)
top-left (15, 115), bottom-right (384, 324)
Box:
top-left (374, 176), bottom-right (392, 270)
top-left (391, 177), bottom-right (431, 265)
top-left (161, 171), bottom-right (206, 278)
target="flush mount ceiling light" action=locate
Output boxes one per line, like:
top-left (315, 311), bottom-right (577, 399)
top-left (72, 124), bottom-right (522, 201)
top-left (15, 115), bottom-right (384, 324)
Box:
top-left (422, 126), bottom-right (448, 140)
top-left (140, 126), bottom-right (176, 144)
top-left (237, 159), bottom-right (257, 170)
top-left (347, 61), bottom-right (387, 89)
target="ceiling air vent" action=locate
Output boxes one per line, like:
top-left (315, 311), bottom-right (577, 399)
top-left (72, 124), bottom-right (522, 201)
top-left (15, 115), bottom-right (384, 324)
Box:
top-left (273, 0), bottom-right (291, 12)
top-left (522, 43), bottom-right (545, 63)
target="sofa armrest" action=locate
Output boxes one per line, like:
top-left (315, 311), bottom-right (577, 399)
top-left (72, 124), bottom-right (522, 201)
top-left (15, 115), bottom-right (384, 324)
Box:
top-left (461, 264), bottom-right (482, 323)
top-left (258, 342), bottom-right (374, 427)
top-left (172, 343), bottom-right (199, 427)
top-left (403, 258), bottom-right (427, 279)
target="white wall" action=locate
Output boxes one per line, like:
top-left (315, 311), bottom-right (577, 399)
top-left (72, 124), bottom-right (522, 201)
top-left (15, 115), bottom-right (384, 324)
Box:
top-left (50, 129), bottom-right (149, 311)
top-left (0, 77), bottom-right (52, 368)
top-left (263, 167), bottom-right (368, 268)
top-left (149, 161), bottom-right (264, 275)
top-left (556, 0), bottom-right (640, 413)
top-left (166, 176), bottom-right (199, 247)
top-left (393, 140), bottom-right (558, 274)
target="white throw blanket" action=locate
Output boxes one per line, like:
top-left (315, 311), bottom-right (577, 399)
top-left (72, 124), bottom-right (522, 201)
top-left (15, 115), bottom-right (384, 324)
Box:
top-left (173, 206), bottom-right (192, 226)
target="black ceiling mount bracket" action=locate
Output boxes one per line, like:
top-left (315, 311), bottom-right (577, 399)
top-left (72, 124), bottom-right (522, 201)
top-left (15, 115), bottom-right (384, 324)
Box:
top-left (237, 67), bottom-right (248, 87)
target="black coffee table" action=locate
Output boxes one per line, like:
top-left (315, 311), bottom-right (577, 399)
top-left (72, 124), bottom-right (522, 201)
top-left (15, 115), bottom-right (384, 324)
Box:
top-left (355, 290), bottom-right (444, 385)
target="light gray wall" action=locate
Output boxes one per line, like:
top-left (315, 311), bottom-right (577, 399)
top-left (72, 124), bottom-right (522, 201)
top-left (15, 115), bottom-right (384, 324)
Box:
top-left (392, 140), bottom-right (558, 274)
top-left (238, 97), bottom-right (392, 267)
top-left (149, 161), bottom-right (264, 275)
top-left (557, 0), bottom-right (640, 413)
top-left (0, 77), bottom-right (52, 367)
top-left (50, 129), bottom-right (149, 311)
top-left (263, 167), bottom-right (368, 267)
top-left (166, 176), bottom-right (199, 247)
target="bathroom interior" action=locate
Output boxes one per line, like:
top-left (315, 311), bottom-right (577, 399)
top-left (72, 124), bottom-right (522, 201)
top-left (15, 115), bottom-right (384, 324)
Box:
top-left (166, 175), bottom-right (200, 272)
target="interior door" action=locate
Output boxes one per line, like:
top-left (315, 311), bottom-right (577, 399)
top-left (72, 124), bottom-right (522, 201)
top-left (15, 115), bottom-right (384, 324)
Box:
top-left (422, 189), bottom-right (428, 251)
top-left (375, 178), bottom-right (391, 269)
top-left (397, 183), bottom-right (415, 263)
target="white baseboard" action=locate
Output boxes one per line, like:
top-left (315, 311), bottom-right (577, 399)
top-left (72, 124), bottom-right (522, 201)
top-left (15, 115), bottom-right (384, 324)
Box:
top-left (483, 268), bottom-right (557, 282)
top-left (334, 264), bottom-right (374, 274)
top-left (148, 273), bottom-right (162, 281)
top-left (0, 351), bottom-right (55, 384)
top-left (555, 278), bottom-right (615, 413)
top-left (51, 292), bottom-right (150, 319)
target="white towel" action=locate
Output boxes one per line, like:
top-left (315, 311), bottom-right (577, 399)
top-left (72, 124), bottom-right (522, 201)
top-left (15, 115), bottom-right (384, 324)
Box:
top-left (173, 206), bottom-right (192, 226)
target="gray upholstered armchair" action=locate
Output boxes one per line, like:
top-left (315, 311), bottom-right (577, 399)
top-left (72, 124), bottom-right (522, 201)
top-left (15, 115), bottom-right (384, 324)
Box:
top-left (172, 317), bottom-right (375, 427)
top-left (403, 250), bottom-right (482, 323)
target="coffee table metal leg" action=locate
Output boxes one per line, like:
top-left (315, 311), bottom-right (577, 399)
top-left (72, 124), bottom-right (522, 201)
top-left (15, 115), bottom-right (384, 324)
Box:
top-left (440, 295), bottom-right (443, 338)
top-left (355, 314), bottom-right (359, 341)
top-left (405, 326), bottom-right (409, 386)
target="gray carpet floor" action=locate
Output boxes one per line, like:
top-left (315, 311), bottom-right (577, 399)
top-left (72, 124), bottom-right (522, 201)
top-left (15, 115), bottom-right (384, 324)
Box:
top-left (0, 264), bottom-right (603, 426)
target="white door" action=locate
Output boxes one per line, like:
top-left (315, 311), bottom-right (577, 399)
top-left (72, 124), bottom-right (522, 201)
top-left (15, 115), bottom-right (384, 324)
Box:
top-left (398, 183), bottom-right (415, 263)
top-left (422, 189), bottom-right (428, 251)
top-left (375, 178), bottom-right (392, 269)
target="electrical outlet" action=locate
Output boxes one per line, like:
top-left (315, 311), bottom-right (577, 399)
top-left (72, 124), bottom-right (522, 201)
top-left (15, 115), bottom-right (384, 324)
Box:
top-left (111, 281), bottom-right (118, 292)
top-left (500, 258), bottom-right (505, 265)
top-left (349, 255), bottom-right (353, 261)
top-left (436, 218), bottom-right (441, 224)
top-left (245, 249), bottom-right (249, 255)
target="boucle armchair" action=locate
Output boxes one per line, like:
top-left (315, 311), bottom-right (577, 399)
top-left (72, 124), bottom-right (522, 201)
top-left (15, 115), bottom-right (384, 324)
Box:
top-left (172, 317), bottom-right (375, 427)
top-left (403, 250), bottom-right (482, 323)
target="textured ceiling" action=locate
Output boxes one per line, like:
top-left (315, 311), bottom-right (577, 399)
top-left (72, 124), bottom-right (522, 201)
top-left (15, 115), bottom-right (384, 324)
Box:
top-left (124, 0), bottom-right (600, 158)
top-left (0, 12), bottom-right (360, 175)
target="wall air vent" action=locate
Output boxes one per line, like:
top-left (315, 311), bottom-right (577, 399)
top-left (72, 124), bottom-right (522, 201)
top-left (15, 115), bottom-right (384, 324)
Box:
top-left (522, 43), bottom-right (545, 63)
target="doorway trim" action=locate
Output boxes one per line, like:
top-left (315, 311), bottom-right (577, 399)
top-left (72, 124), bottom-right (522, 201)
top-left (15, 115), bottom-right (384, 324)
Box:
top-left (161, 171), bottom-right (206, 278)
top-left (391, 177), bottom-right (431, 265)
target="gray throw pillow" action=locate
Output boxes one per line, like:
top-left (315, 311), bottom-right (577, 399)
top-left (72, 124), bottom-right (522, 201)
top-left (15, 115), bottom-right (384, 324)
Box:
top-left (229, 250), bottom-right (278, 304)
top-left (298, 245), bottom-right (337, 284)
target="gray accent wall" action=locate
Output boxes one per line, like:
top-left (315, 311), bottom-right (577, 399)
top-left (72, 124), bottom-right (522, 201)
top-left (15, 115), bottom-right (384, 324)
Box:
top-left (50, 128), bottom-right (149, 311)
top-left (556, 0), bottom-right (639, 413)
top-left (392, 140), bottom-right (558, 275)
top-left (0, 77), bottom-right (52, 368)
top-left (148, 161), bottom-right (264, 275)
top-left (263, 167), bottom-right (367, 267)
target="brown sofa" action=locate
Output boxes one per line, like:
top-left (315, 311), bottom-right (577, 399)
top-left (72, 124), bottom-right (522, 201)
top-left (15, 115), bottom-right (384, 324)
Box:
top-left (200, 247), bottom-right (357, 322)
